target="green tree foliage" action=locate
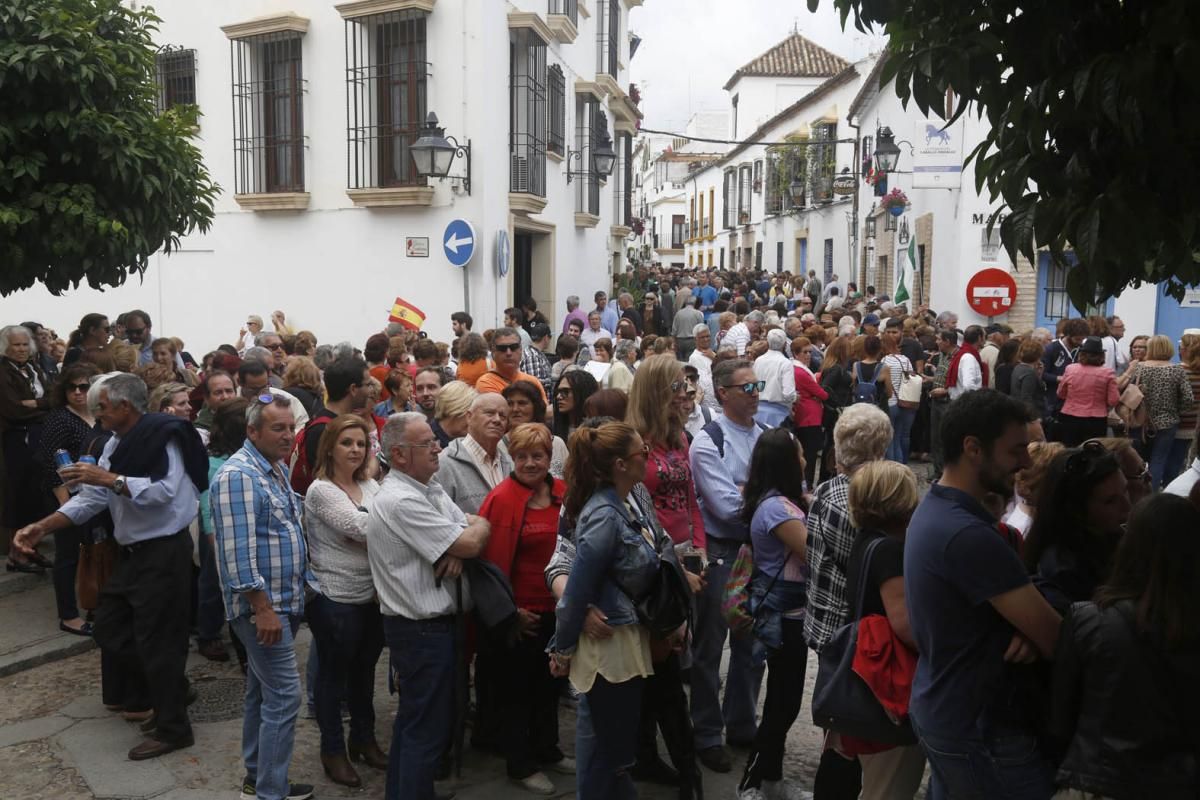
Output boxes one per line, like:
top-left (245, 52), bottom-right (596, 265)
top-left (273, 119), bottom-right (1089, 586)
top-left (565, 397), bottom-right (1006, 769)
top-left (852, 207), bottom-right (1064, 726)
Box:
top-left (811, 0), bottom-right (1200, 308)
top-left (0, 0), bottom-right (218, 295)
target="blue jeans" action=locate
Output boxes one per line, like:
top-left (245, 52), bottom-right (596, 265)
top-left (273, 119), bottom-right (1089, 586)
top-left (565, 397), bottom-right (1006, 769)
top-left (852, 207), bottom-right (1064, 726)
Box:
top-left (691, 536), bottom-right (765, 749)
top-left (1147, 423), bottom-right (1180, 489)
top-left (231, 613), bottom-right (303, 800)
top-left (887, 405), bottom-right (917, 464)
top-left (912, 714), bottom-right (1054, 800)
top-left (306, 594), bottom-right (384, 754)
top-left (383, 615), bottom-right (456, 800)
top-left (196, 534), bottom-right (224, 643)
top-left (577, 675), bottom-right (644, 800)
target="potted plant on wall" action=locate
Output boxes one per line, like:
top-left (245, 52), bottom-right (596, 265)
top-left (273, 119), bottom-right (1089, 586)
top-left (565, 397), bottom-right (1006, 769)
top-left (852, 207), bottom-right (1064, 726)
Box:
top-left (882, 187), bottom-right (909, 217)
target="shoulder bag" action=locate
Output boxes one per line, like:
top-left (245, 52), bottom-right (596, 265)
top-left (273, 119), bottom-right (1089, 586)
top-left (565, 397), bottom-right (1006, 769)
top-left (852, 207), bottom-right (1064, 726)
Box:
top-left (75, 435), bottom-right (117, 611)
top-left (811, 537), bottom-right (917, 745)
top-left (1115, 364), bottom-right (1150, 434)
top-left (616, 497), bottom-right (692, 640)
top-left (897, 359), bottom-right (923, 410)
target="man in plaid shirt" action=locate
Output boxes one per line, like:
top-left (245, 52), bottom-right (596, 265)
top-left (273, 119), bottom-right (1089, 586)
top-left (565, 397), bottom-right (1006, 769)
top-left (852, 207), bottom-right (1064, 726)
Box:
top-left (802, 404), bottom-right (893, 795)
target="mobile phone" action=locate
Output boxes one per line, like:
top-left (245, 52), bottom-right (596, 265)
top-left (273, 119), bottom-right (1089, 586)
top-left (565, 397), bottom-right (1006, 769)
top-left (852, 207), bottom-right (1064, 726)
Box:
top-left (683, 553), bottom-right (703, 574)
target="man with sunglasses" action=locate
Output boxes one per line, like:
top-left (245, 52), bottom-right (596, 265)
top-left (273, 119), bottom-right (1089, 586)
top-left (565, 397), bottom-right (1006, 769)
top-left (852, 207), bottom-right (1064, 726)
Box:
top-left (369, 412), bottom-right (491, 800)
top-left (905, 390), bottom-right (1063, 798)
top-left (688, 359), bottom-right (768, 773)
top-left (474, 328), bottom-right (548, 403)
top-left (123, 309), bottom-right (185, 372)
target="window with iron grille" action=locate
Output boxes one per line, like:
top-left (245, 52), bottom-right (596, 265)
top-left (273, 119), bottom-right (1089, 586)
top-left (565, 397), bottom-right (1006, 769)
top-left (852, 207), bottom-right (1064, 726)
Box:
top-left (613, 132), bottom-right (630, 225)
top-left (344, 10), bottom-right (429, 190)
top-left (155, 47), bottom-right (196, 112)
top-left (755, 242), bottom-right (763, 270)
top-left (510, 29), bottom-right (547, 197)
top-left (231, 32), bottom-right (305, 194)
top-left (823, 238), bottom-right (834, 283)
top-left (809, 121), bottom-right (837, 204)
top-left (548, 0), bottom-right (578, 25)
top-left (776, 241), bottom-right (784, 272)
top-left (596, 0), bottom-right (619, 78)
top-left (737, 165), bottom-right (752, 223)
top-left (723, 169), bottom-right (736, 229)
top-left (548, 65), bottom-right (565, 156)
top-left (764, 153), bottom-right (781, 215)
top-left (573, 96), bottom-right (603, 215)
top-left (753, 160), bottom-right (763, 193)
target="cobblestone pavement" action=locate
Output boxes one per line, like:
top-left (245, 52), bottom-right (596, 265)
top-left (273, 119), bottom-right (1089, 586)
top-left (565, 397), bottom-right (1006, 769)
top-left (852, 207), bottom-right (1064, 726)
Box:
top-left (0, 627), bottom-right (835, 800)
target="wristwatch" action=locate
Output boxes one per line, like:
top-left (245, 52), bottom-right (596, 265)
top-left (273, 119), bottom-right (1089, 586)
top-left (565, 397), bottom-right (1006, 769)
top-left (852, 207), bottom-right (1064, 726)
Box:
top-left (111, 475), bottom-right (127, 495)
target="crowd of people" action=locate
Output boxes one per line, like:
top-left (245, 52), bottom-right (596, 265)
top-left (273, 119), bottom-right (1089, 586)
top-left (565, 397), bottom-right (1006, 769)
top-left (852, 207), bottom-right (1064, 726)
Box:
top-left (2, 267), bottom-right (1199, 800)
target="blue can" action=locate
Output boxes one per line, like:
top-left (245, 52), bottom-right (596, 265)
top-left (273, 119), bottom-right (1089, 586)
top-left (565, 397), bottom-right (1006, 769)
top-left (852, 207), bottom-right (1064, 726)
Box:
top-left (54, 449), bottom-right (74, 470)
top-left (79, 456), bottom-right (97, 466)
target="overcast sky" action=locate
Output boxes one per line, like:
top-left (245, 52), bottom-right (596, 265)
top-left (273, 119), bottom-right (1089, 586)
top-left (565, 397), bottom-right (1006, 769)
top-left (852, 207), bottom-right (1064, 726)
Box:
top-left (628, 0), bottom-right (886, 135)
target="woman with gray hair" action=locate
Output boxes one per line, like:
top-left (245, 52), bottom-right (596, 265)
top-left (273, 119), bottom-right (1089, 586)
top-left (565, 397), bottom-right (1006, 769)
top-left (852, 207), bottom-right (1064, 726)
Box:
top-left (1, 324), bottom-right (53, 571)
top-left (753, 328), bottom-right (797, 427)
top-left (606, 340), bottom-right (638, 393)
top-left (801, 403), bottom-right (893, 793)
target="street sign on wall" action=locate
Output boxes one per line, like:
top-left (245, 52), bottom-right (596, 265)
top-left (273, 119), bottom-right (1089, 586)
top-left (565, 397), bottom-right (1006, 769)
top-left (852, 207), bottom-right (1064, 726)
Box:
top-left (495, 230), bottom-right (510, 278)
top-left (406, 237), bottom-right (429, 258)
top-left (443, 219), bottom-right (476, 268)
top-left (966, 268), bottom-right (1017, 317)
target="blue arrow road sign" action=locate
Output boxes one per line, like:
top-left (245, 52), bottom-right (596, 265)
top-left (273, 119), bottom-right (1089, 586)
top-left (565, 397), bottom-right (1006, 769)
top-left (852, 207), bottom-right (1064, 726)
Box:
top-left (443, 219), bottom-right (476, 268)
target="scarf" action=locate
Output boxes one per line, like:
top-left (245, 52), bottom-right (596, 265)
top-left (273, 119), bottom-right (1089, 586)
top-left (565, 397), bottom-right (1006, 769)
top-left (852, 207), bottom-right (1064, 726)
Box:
top-left (108, 413), bottom-right (210, 491)
top-left (946, 342), bottom-right (988, 388)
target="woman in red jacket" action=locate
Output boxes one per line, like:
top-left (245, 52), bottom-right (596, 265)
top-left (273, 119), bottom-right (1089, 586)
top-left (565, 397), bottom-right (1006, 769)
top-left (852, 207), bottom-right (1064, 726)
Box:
top-left (478, 423), bottom-right (572, 794)
top-left (792, 336), bottom-right (829, 489)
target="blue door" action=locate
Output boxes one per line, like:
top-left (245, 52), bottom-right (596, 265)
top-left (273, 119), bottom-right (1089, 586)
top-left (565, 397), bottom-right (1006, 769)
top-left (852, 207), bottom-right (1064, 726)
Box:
top-left (1035, 252), bottom-right (1113, 331)
top-left (1153, 283), bottom-right (1200, 362)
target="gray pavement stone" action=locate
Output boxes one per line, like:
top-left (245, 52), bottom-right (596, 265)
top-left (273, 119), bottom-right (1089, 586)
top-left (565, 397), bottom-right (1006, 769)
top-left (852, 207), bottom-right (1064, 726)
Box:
top-left (0, 713), bottom-right (76, 748)
top-left (58, 717), bottom-right (175, 800)
top-left (0, 580), bottom-right (96, 678)
top-left (58, 696), bottom-right (115, 720)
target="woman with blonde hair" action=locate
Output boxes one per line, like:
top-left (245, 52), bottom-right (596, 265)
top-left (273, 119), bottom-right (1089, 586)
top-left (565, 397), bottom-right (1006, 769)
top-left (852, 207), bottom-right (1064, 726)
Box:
top-left (1001, 441), bottom-right (1066, 538)
top-left (148, 381), bottom-right (192, 418)
top-left (304, 415), bottom-right (386, 787)
top-left (1125, 335), bottom-right (1194, 487)
top-left (626, 353), bottom-right (706, 796)
top-left (842, 461), bottom-right (925, 800)
top-left (282, 356), bottom-right (323, 417)
top-left (432, 379), bottom-right (476, 447)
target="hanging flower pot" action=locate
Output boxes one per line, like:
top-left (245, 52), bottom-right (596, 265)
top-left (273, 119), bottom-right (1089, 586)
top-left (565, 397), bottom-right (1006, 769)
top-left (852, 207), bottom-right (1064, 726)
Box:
top-left (882, 187), bottom-right (909, 216)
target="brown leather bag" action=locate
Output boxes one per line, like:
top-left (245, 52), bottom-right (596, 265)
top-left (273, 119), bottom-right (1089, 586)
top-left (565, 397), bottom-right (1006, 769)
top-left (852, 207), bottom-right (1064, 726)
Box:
top-left (75, 536), bottom-right (117, 611)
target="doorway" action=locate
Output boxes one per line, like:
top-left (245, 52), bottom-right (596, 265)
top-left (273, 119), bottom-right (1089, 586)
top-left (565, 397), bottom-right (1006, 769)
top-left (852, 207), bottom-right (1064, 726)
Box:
top-left (514, 232), bottom-right (533, 308)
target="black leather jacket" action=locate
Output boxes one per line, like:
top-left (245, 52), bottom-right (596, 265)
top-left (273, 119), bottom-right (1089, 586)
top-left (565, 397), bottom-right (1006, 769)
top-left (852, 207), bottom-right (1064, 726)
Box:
top-left (1052, 601), bottom-right (1200, 799)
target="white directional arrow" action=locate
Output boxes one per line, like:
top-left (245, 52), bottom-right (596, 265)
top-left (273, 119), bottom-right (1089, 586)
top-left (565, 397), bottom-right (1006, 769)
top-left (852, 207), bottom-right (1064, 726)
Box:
top-left (445, 233), bottom-right (473, 253)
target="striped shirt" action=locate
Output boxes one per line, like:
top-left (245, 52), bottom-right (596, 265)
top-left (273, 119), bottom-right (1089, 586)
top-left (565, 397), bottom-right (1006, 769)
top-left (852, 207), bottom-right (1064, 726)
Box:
top-left (212, 441), bottom-right (313, 620)
top-left (367, 470), bottom-right (472, 619)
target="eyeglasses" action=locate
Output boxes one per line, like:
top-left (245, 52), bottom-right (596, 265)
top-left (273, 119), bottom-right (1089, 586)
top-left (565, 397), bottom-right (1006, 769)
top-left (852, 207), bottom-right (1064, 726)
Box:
top-left (723, 380), bottom-right (766, 394)
top-left (555, 388), bottom-right (573, 398)
top-left (494, 342), bottom-right (522, 353)
top-left (402, 440), bottom-right (441, 450)
top-left (1124, 465), bottom-right (1151, 484)
top-left (125, 327), bottom-right (146, 335)
top-left (67, 383), bottom-right (91, 393)
top-left (623, 443), bottom-right (650, 460)
top-left (670, 381), bottom-right (685, 393)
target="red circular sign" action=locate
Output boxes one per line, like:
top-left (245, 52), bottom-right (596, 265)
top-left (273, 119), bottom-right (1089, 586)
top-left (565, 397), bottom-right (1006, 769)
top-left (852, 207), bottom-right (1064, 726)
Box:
top-left (966, 268), bottom-right (1018, 317)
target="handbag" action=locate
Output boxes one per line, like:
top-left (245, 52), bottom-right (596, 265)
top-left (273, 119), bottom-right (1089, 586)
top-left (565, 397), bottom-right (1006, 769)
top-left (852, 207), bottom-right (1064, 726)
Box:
top-left (616, 501), bottom-right (691, 640)
top-left (1116, 366), bottom-right (1150, 433)
top-left (722, 544), bottom-right (756, 632)
top-left (76, 532), bottom-right (117, 611)
top-left (811, 538), bottom-right (917, 745)
top-left (898, 364), bottom-right (923, 409)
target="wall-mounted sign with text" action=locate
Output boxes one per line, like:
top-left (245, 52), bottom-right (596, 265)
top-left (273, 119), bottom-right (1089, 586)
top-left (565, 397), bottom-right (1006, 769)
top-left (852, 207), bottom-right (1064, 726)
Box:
top-left (406, 237), bottom-right (429, 258)
top-left (912, 121), bottom-right (964, 189)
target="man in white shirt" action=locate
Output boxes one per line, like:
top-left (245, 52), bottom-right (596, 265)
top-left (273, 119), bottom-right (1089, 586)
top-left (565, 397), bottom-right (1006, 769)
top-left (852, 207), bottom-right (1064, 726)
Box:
top-left (1165, 456), bottom-right (1200, 499)
top-left (752, 329), bottom-right (796, 426)
top-left (368, 412), bottom-right (490, 800)
top-left (723, 310), bottom-right (764, 357)
top-left (948, 326), bottom-right (985, 401)
top-left (580, 311), bottom-right (607, 358)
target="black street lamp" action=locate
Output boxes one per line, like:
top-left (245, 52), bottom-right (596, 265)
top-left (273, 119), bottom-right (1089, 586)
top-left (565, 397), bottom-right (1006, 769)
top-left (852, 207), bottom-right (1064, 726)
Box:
top-left (411, 112), bottom-right (472, 194)
top-left (788, 175), bottom-right (805, 207)
top-left (567, 129), bottom-right (617, 183)
top-left (865, 213), bottom-right (876, 239)
top-left (898, 217), bottom-right (910, 245)
top-left (873, 126), bottom-right (901, 174)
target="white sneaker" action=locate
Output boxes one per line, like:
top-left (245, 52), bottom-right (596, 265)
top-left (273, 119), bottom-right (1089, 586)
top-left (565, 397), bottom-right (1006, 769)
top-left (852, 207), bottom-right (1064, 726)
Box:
top-left (763, 778), bottom-right (813, 800)
top-left (515, 771), bottom-right (556, 795)
top-left (545, 756), bottom-right (576, 774)
top-left (736, 788), bottom-right (768, 800)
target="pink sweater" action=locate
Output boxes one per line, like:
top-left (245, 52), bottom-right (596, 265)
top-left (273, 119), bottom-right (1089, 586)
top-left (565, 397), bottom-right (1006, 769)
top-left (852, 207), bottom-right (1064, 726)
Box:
top-left (643, 439), bottom-right (707, 550)
top-left (1057, 363), bottom-right (1119, 418)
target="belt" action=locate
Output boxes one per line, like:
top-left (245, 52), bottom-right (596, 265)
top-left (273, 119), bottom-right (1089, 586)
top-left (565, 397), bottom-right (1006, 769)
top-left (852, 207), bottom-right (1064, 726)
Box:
top-left (388, 614), bottom-right (455, 628)
top-left (118, 528), bottom-right (189, 555)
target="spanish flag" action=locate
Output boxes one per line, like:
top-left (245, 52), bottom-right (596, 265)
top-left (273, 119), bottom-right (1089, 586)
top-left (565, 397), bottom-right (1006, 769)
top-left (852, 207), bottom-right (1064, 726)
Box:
top-left (388, 297), bottom-right (426, 331)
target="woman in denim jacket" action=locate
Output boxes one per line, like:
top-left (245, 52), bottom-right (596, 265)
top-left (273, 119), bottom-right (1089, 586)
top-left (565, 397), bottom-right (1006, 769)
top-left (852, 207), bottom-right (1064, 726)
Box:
top-left (550, 420), bottom-right (676, 799)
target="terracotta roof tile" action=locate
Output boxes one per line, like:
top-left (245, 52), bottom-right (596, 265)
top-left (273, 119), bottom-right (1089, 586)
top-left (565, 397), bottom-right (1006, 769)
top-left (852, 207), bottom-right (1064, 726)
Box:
top-left (724, 33), bottom-right (850, 90)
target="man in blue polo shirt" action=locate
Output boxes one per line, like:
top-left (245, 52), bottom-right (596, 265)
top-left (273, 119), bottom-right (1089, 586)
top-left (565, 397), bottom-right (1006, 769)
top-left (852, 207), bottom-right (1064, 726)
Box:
top-left (905, 389), bottom-right (1062, 799)
top-left (696, 273), bottom-right (718, 320)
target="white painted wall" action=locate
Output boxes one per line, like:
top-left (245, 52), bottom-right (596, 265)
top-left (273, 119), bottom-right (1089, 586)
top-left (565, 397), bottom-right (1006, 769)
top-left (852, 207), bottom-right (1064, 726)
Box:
top-left (727, 75), bottom-right (825, 140)
top-left (1, 0), bottom-right (631, 350)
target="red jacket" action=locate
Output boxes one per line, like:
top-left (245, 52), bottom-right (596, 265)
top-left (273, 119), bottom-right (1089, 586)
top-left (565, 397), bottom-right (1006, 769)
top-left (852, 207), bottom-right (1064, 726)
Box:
top-left (792, 364), bottom-right (829, 428)
top-left (479, 474), bottom-right (566, 612)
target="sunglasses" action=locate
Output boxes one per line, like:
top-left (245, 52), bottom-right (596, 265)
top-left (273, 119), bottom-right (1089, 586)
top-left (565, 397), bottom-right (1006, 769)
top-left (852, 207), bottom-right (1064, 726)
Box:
top-left (266, 342), bottom-right (284, 350)
top-left (670, 381), bottom-right (685, 393)
top-left (555, 388), bottom-right (573, 398)
top-left (125, 327), bottom-right (146, 335)
top-left (1064, 440), bottom-right (1108, 475)
top-left (623, 443), bottom-right (650, 460)
top-left (724, 380), bottom-right (766, 394)
top-left (67, 382), bottom-right (91, 393)
top-left (494, 342), bottom-right (522, 353)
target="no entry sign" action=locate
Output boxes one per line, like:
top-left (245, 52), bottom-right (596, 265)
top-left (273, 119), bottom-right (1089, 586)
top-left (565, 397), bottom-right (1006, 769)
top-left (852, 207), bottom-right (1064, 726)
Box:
top-left (966, 268), bottom-right (1017, 317)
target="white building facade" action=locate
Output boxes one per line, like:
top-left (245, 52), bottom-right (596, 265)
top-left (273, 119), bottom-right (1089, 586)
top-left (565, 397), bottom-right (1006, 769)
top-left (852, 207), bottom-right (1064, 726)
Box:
top-left (1, 0), bottom-right (644, 348)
